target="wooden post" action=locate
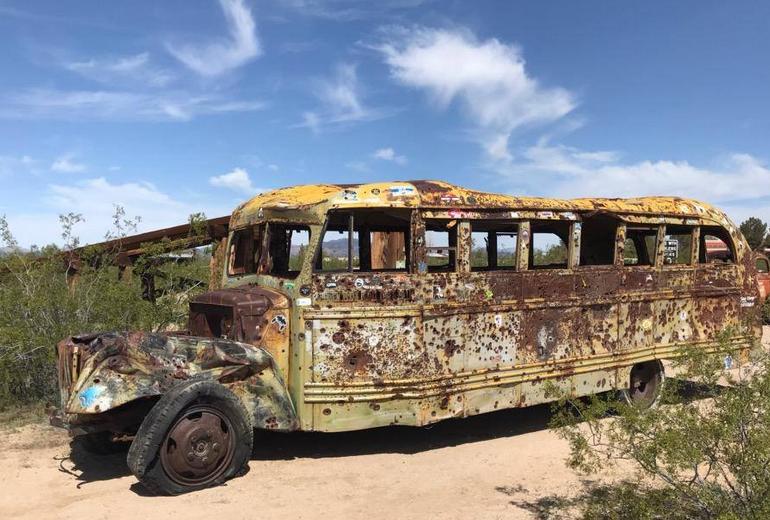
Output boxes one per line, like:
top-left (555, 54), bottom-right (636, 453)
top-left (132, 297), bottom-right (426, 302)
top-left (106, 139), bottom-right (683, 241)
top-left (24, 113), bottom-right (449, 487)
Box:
top-left (371, 231), bottom-right (405, 269)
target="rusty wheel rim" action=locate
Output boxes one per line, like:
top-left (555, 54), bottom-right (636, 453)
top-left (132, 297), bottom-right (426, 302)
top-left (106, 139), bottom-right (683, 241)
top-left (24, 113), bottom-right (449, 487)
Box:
top-left (160, 405), bottom-right (236, 487)
top-left (629, 364), bottom-right (660, 408)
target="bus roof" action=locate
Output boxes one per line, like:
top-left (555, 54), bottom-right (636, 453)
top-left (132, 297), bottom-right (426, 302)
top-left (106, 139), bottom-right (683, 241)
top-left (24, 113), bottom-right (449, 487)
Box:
top-left (231, 180), bottom-right (732, 228)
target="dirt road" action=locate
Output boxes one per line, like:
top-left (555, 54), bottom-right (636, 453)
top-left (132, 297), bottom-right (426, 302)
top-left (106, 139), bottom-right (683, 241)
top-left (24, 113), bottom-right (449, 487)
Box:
top-left (1, 403), bottom-right (609, 520)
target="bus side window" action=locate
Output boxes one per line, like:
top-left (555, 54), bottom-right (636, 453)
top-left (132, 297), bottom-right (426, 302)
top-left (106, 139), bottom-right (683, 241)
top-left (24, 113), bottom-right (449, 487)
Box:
top-left (315, 210), bottom-right (410, 272)
top-left (425, 219), bottom-right (457, 272)
top-left (663, 225), bottom-right (694, 265)
top-left (579, 214), bottom-right (618, 266)
top-left (757, 257), bottom-right (770, 273)
top-left (316, 212), bottom-right (358, 272)
top-left (530, 220), bottom-right (569, 269)
top-left (624, 226), bottom-right (658, 266)
top-left (470, 221), bottom-right (518, 271)
top-left (699, 226), bottom-right (735, 264)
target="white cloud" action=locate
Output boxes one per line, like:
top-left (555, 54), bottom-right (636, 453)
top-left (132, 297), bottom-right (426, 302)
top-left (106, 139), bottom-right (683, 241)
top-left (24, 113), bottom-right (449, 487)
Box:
top-left (209, 167), bottom-right (259, 194)
top-left (499, 143), bottom-right (770, 227)
top-left (300, 63), bottom-right (387, 131)
top-left (279, 0), bottom-right (430, 21)
top-left (376, 26), bottom-right (576, 162)
top-left (64, 52), bottom-right (175, 87)
top-left (0, 88), bottom-right (265, 121)
top-left (0, 154), bottom-right (39, 176)
top-left (372, 147), bottom-right (407, 165)
top-left (50, 153), bottom-right (86, 173)
top-left (5, 176), bottom-right (237, 247)
top-left (3, 177), bottom-right (230, 247)
top-left (167, 0), bottom-right (261, 77)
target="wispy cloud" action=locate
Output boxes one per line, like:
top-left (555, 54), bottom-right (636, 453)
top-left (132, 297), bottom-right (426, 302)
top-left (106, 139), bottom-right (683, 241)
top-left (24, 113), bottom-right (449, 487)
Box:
top-left (278, 0), bottom-right (431, 22)
top-left (209, 167), bottom-right (261, 194)
top-left (0, 154), bottom-right (38, 177)
top-left (5, 175), bottom-right (238, 248)
top-left (167, 0), bottom-right (261, 77)
top-left (376, 26), bottom-right (576, 163)
top-left (300, 63), bottom-right (388, 131)
top-left (64, 52), bottom-right (175, 87)
top-left (372, 147), bottom-right (407, 165)
top-left (29, 177), bottom-right (227, 246)
top-left (50, 153), bottom-right (86, 173)
top-left (498, 141), bottom-right (770, 214)
top-left (0, 88), bottom-right (265, 121)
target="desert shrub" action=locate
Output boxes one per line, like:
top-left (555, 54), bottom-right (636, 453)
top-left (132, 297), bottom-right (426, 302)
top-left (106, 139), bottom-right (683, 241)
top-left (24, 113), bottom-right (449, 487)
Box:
top-left (0, 210), bottom-right (210, 409)
top-left (550, 331), bottom-right (770, 520)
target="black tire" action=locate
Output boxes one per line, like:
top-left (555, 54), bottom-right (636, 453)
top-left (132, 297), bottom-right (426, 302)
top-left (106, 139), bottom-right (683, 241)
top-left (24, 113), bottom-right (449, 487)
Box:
top-left (126, 380), bottom-right (253, 495)
top-left (72, 431), bottom-right (126, 455)
top-left (621, 361), bottom-right (665, 410)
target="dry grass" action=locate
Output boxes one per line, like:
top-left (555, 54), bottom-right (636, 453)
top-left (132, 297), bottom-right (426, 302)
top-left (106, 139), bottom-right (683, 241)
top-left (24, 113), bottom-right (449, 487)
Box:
top-left (0, 403), bottom-right (49, 432)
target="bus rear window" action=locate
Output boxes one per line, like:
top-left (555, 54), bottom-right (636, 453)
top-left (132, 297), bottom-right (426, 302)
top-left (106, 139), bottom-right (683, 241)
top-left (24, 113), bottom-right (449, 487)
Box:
top-left (700, 226), bottom-right (735, 264)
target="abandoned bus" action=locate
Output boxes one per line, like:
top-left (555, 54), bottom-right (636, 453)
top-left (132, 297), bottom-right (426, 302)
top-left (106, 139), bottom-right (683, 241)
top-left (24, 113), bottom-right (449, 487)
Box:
top-left (52, 180), bottom-right (762, 494)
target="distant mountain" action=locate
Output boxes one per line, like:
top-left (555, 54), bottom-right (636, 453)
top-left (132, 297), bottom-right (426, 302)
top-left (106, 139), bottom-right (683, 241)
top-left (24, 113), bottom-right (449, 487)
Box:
top-left (320, 237), bottom-right (357, 257)
top-left (289, 238), bottom-right (357, 258)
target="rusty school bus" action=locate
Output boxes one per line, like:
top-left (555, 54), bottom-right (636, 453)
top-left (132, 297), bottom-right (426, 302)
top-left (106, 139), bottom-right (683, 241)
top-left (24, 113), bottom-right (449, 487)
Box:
top-left (52, 180), bottom-right (762, 494)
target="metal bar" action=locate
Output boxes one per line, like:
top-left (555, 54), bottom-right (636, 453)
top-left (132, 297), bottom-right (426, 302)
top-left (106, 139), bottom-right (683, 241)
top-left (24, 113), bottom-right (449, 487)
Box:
top-left (348, 212), bottom-right (354, 272)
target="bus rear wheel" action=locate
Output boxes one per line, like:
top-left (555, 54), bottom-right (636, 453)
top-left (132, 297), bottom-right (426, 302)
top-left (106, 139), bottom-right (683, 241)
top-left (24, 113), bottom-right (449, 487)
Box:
top-left (621, 361), bottom-right (664, 410)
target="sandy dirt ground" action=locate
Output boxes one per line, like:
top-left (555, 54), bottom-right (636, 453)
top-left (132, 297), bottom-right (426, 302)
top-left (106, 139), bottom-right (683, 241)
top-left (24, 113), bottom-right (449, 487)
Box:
top-left (2, 327), bottom-right (767, 520)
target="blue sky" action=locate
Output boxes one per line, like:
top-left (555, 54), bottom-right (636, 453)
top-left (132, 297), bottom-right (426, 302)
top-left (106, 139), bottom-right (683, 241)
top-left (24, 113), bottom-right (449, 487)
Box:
top-left (2, 0), bottom-right (770, 247)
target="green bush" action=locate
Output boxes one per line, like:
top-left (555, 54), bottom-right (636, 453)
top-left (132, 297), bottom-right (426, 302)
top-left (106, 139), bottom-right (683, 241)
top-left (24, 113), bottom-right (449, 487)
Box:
top-left (0, 210), bottom-right (210, 409)
top-left (550, 332), bottom-right (770, 519)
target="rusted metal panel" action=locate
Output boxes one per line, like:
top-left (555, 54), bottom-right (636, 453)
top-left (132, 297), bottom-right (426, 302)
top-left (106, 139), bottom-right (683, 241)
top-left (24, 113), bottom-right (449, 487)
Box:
top-left (654, 298), bottom-right (695, 345)
top-left (57, 332), bottom-right (296, 432)
top-left (619, 301), bottom-right (655, 351)
top-left (521, 271), bottom-right (574, 300)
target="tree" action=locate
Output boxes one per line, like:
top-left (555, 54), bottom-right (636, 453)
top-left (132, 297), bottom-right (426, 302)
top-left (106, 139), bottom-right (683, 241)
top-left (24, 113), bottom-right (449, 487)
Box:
top-left (739, 217), bottom-right (767, 250)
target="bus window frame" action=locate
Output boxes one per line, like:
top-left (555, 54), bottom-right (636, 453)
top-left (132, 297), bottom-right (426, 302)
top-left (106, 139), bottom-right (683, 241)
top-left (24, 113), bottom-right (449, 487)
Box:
top-left (527, 219), bottom-right (574, 271)
top-left (621, 224), bottom-right (662, 269)
top-left (662, 224), bottom-right (699, 268)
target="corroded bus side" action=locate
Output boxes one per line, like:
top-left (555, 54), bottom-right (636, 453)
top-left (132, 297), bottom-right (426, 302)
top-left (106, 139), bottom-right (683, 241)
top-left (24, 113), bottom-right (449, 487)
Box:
top-left (215, 181), bottom-right (761, 432)
top-left (283, 210), bottom-right (759, 432)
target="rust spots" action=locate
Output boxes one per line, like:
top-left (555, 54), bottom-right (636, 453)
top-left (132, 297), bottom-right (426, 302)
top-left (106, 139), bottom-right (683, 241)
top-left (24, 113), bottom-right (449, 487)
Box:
top-left (443, 339), bottom-right (462, 357)
top-left (343, 349), bottom-right (374, 374)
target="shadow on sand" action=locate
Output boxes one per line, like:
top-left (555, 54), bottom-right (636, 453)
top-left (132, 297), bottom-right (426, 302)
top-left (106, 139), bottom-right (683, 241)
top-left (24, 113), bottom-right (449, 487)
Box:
top-left (57, 438), bottom-right (133, 487)
top-left (60, 379), bottom-right (720, 492)
top-left (252, 402), bottom-right (554, 460)
top-left (58, 402), bottom-right (554, 492)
